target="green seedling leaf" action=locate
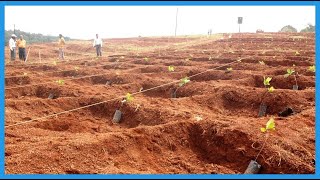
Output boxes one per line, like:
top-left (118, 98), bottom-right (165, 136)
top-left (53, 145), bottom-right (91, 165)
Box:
top-left (194, 115), bottom-right (203, 121)
top-left (309, 65), bottom-right (315, 73)
top-left (56, 79), bottom-right (65, 85)
top-left (261, 117), bottom-right (276, 133)
top-left (74, 66), bottom-right (79, 71)
top-left (268, 86), bottom-right (275, 93)
top-left (23, 72), bottom-right (28, 76)
top-left (168, 66), bottom-right (175, 72)
top-left (284, 69), bottom-right (295, 78)
top-left (226, 67), bottom-right (233, 72)
top-left (143, 57), bottom-right (149, 61)
top-left (179, 77), bottom-right (190, 87)
top-left (185, 58), bottom-right (190, 61)
top-left (263, 76), bottom-right (272, 86)
top-left (123, 93), bottom-right (134, 103)
top-left (295, 51), bottom-right (300, 56)
top-left (53, 61), bottom-right (57, 66)
top-left (259, 61), bottom-right (265, 65)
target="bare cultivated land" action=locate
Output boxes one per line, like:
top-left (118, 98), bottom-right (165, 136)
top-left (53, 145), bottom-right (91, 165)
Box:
top-left (4, 33), bottom-right (315, 174)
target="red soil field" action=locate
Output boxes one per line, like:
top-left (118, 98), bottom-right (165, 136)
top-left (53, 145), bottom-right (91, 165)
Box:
top-left (4, 33), bottom-right (315, 174)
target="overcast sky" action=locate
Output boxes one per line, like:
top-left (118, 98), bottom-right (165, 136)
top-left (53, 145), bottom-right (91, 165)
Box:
top-left (5, 6), bottom-right (315, 40)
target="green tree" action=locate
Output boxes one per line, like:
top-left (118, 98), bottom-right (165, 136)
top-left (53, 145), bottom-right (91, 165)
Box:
top-left (5, 29), bottom-right (71, 46)
top-left (279, 25), bottom-right (297, 33)
top-left (300, 24), bottom-right (315, 33)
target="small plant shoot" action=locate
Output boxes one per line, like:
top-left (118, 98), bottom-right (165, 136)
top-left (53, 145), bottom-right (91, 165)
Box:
top-left (267, 86), bottom-right (275, 93)
top-left (53, 61), bottom-right (57, 66)
top-left (263, 76), bottom-right (272, 86)
top-left (179, 77), bottom-right (190, 87)
top-left (23, 72), bottom-right (28, 76)
top-left (253, 117), bottom-right (276, 165)
top-left (56, 79), bottom-right (65, 85)
top-left (295, 51), bottom-right (300, 56)
top-left (168, 66), bottom-right (175, 72)
top-left (284, 69), bottom-right (295, 78)
top-left (259, 76), bottom-right (273, 117)
top-left (284, 65), bottom-right (299, 90)
top-left (122, 93), bottom-right (134, 103)
top-left (309, 65), bottom-right (315, 73)
top-left (74, 66), bottom-right (80, 71)
top-left (259, 61), bottom-right (265, 65)
top-left (260, 117), bottom-right (276, 133)
top-left (144, 57), bottom-right (149, 62)
top-left (226, 67), bottom-right (233, 72)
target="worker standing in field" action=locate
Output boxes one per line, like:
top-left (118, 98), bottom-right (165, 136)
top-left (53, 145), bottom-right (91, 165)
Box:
top-left (93, 34), bottom-right (103, 57)
top-left (16, 35), bottom-right (27, 61)
top-left (58, 34), bottom-right (65, 60)
top-left (8, 34), bottom-right (17, 61)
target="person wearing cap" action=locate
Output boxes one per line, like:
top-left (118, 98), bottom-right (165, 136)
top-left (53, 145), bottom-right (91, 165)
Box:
top-left (58, 34), bottom-right (65, 60)
top-left (8, 34), bottom-right (17, 61)
top-left (16, 35), bottom-right (27, 61)
top-left (93, 34), bottom-right (103, 57)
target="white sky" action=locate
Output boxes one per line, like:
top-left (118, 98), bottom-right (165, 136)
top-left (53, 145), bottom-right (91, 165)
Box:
top-left (5, 6), bottom-right (315, 40)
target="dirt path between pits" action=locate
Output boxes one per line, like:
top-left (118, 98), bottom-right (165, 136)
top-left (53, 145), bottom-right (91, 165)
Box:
top-left (5, 33), bottom-right (315, 174)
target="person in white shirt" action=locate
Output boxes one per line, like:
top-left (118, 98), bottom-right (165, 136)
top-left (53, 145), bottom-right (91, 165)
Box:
top-left (9, 34), bottom-right (17, 61)
top-left (93, 34), bottom-right (103, 57)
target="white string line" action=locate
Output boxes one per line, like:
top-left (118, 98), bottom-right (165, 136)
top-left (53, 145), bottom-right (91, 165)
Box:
top-left (5, 55), bottom-right (241, 90)
top-left (5, 60), bottom-right (122, 79)
top-left (5, 57), bottom-right (244, 128)
top-left (4, 63), bottom-right (126, 90)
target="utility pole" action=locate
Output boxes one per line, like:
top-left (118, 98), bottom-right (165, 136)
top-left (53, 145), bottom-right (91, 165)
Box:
top-left (238, 17), bottom-right (243, 33)
top-left (175, 8), bottom-right (178, 36)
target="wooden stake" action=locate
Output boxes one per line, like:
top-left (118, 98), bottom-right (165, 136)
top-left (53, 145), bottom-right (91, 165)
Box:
top-left (25, 47), bottom-right (31, 63)
top-left (39, 50), bottom-right (41, 62)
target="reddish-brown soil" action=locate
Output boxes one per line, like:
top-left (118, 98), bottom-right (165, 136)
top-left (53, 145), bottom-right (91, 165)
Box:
top-left (4, 33), bottom-right (315, 174)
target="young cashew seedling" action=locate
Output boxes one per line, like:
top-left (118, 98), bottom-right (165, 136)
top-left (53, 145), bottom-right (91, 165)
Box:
top-left (113, 93), bottom-right (134, 123)
top-left (256, 117), bottom-right (276, 161)
top-left (258, 76), bottom-right (275, 117)
top-left (172, 77), bottom-right (190, 98)
top-left (245, 117), bottom-right (276, 174)
top-left (284, 65), bottom-right (298, 90)
top-left (309, 65), bottom-right (315, 73)
top-left (168, 66), bottom-right (175, 72)
top-left (226, 67), bottom-right (233, 73)
top-left (259, 61), bottom-right (265, 66)
top-left (56, 79), bottom-right (65, 85)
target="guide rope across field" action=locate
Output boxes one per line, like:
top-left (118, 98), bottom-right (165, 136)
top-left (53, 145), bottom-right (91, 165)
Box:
top-left (5, 56), bottom-right (248, 128)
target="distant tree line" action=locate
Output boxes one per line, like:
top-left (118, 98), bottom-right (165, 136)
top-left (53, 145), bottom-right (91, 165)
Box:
top-left (279, 24), bottom-right (315, 33)
top-left (5, 29), bottom-right (71, 46)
